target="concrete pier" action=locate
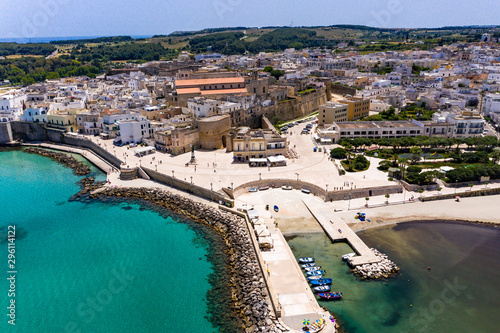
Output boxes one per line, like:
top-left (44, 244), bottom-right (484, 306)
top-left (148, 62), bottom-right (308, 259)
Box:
top-left (244, 208), bottom-right (335, 332)
top-left (303, 199), bottom-right (381, 266)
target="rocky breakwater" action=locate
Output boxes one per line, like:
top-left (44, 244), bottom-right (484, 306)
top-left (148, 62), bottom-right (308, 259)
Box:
top-left (25, 147), bottom-right (90, 176)
top-left (82, 186), bottom-right (287, 333)
top-left (353, 248), bottom-right (400, 279)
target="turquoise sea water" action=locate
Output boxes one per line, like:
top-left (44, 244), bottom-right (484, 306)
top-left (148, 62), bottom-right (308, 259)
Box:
top-left (286, 222), bottom-right (500, 333)
top-left (0, 149), bottom-right (225, 332)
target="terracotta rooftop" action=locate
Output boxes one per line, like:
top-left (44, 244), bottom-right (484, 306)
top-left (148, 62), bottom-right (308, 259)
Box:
top-left (176, 87), bottom-right (202, 95)
top-left (201, 88), bottom-right (247, 95)
top-left (175, 77), bottom-right (244, 87)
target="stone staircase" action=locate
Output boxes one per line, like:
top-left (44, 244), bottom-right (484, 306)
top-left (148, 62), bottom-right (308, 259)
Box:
top-left (120, 168), bottom-right (138, 180)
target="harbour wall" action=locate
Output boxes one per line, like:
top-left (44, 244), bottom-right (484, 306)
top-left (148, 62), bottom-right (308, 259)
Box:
top-left (0, 122), bottom-right (13, 143)
top-left (141, 166), bottom-right (233, 205)
top-left (232, 178), bottom-right (402, 202)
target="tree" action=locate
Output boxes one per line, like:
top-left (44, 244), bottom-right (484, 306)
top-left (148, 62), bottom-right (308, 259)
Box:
top-left (330, 147), bottom-right (347, 159)
top-left (270, 69), bottom-right (285, 80)
top-left (385, 194), bottom-right (390, 204)
top-left (263, 66), bottom-right (273, 72)
top-left (409, 146), bottom-right (422, 165)
top-left (365, 197), bottom-right (370, 207)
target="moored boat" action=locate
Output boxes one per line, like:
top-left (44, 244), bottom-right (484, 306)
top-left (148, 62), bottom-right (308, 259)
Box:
top-left (307, 270), bottom-right (325, 276)
top-left (305, 266), bottom-right (321, 272)
top-left (273, 205), bottom-right (279, 212)
top-left (318, 292), bottom-right (343, 300)
top-left (301, 188), bottom-right (311, 194)
top-left (248, 188), bottom-right (258, 192)
top-left (342, 253), bottom-right (356, 260)
top-left (313, 285), bottom-right (331, 292)
top-left (298, 257), bottom-right (315, 264)
top-left (259, 186), bottom-right (270, 191)
top-left (282, 185), bottom-right (293, 190)
top-left (301, 263), bottom-right (315, 268)
top-left (310, 278), bottom-right (333, 286)
top-left (307, 275), bottom-right (323, 280)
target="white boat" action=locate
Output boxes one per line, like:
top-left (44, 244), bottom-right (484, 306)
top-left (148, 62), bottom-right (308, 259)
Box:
top-left (342, 253), bottom-right (356, 260)
top-left (282, 185), bottom-right (293, 190)
top-left (301, 188), bottom-right (311, 194)
top-left (305, 266), bottom-right (321, 272)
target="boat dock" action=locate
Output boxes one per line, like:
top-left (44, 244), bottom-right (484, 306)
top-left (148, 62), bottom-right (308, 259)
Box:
top-left (303, 200), bottom-right (381, 266)
top-left (249, 209), bottom-right (335, 332)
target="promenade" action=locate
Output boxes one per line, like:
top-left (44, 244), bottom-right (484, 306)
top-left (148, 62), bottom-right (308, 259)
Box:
top-left (237, 204), bottom-right (335, 332)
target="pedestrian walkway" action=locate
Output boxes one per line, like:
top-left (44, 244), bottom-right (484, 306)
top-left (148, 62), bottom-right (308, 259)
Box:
top-left (303, 199), bottom-right (381, 266)
top-left (257, 210), bottom-right (335, 332)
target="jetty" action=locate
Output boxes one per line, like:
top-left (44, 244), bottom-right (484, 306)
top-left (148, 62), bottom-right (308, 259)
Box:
top-left (244, 208), bottom-right (335, 332)
top-left (303, 199), bottom-right (381, 266)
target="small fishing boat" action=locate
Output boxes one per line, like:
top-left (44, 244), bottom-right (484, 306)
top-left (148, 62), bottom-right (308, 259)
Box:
top-left (313, 285), bottom-right (331, 292)
top-left (301, 188), bottom-right (311, 194)
top-left (307, 270), bottom-right (325, 276)
top-left (307, 275), bottom-right (323, 281)
top-left (318, 292), bottom-right (343, 300)
top-left (248, 188), bottom-right (258, 192)
top-left (259, 186), bottom-right (270, 191)
top-left (281, 185), bottom-right (293, 190)
top-left (273, 205), bottom-right (279, 212)
top-left (301, 263), bottom-right (315, 268)
top-left (342, 253), bottom-right (356, 260)
top-left (298, 257), bottom-right (315, 264)
top-left (305, 266), bottom-right (321, 272)
top-left (310, 278), bottom-right (332, 286)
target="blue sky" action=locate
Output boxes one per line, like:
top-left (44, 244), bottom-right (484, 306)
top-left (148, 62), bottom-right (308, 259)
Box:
top-left (1, 0), bottom-right (498, 38)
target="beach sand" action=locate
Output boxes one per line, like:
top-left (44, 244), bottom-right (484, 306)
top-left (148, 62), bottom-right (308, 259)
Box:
top-left (237, 190), bottom-right (500, 234)
top-left (335, 195), bottom-right (500, 232)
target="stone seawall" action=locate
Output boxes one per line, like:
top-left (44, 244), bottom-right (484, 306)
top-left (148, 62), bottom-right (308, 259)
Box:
top-left (0, 122), bottom-right (13, 143)
top-left (61, 136), bottom-right (123, 168)
top-left (141, 166), bottom-right (233, 205)
top-left (421, 187), bottom-right (500, 202)
top-left (232, 179), bottom-right (402, 202)
top-left (82, 186), bottom-right (287, 333)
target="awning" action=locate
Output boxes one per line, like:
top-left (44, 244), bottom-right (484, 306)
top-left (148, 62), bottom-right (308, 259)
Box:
top-left (267, 155), bottom-right (287, 163)
top-left (320, 138), bottom-right (332, 143)
top-left (249, 158), bottom-right (268, 163)
top-left (247, 209), bottom-right (259, 220)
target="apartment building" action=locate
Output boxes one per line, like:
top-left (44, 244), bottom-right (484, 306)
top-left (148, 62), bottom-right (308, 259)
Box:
top-left (116, 117), bottom-right (152, 144)
top-left (318, 101), bottom-right (349, 125)
top-left (338, 96), bottom-right (370, 120)
top-left (226, 127), bottom-right (287, 163)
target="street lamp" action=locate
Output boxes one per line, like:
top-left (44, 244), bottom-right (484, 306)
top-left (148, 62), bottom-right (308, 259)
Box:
top-left (190, 176), bottom-right (193, 184)
top-left (326, 184), bottom-right (328, 192)
top-left (231, 182), bottom-right (233, 190)
top-left (296, 173), bottom-right (299, 181)
top-left (210, 182), bottom-right (213, 191)
top-left (455, 180), bottom-right (457, 194)
top-left (259, 173), bottom-right (261, 180)
top-left (172, 170), bottom-right (175, 178)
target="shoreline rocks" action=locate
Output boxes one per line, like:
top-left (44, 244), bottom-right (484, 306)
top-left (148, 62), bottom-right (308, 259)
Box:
top-left (352, 248), bottom-right (400, 279)
top-left (74, 183), bottom-right (286, 333)
top-left (25, 147), bottom-right (91, 176)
